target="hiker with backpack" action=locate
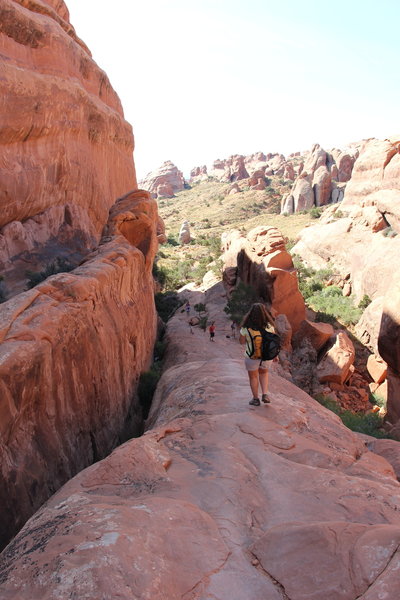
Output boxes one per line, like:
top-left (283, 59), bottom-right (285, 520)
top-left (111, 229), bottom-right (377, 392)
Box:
top-left (239, 303), bottom-right (280, 406)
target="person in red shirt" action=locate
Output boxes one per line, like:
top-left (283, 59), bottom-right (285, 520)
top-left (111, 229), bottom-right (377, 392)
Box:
top-left (209, 322), bottom-right (216, 341)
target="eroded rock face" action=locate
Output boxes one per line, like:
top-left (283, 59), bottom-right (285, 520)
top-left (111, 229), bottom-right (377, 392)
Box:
top-left (139, 161), bottom-right (185, 198)
top-left (0, 0), bottom-right (136, 271)
top-left (342, 136), bottom-right (400, 232)
top-left (222, 226), bottom-right (306, 332)
top-left (1, 285), bottom-right (400, 599)
top-left (0, 190), bottom-right (159, 550)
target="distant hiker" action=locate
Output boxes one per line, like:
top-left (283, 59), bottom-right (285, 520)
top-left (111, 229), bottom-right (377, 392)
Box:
top-left (230, 321), bottom-right (236, 338)
top-left (209, 322), bottom-right (216, 341)
top-left (239, 303), bottom-right (279, 406)
top-left (185, 301), bottom-right (191, 316)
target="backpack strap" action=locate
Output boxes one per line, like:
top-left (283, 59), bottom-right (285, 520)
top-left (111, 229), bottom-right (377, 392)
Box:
top-left (246, 328), bottom-right (255, 358)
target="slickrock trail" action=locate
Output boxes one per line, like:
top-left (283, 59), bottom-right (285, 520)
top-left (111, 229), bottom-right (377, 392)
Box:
top-left (1, 283), bottom-right (400, 599)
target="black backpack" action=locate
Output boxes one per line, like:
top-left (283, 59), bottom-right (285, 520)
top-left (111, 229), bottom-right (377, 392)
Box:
top-left (247, 328), bottom-right (281, 362)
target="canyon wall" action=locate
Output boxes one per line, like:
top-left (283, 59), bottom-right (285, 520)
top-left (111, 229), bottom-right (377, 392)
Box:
top-left (292, 136), bottom-right (400, 433)
top-left (1, 285), bottom-right (400, 599)
top-left (0, 1), bottom-right (163, 549)
top-left (0, 0), bottom-right (136, 273)
top-left (0, 190), bottom-right (158, 550)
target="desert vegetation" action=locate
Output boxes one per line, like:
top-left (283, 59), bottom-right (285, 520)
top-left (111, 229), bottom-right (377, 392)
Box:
top-left (292, 255), bottom-right (369, 327)
top-left (315, 394), bottom-right (389, 438)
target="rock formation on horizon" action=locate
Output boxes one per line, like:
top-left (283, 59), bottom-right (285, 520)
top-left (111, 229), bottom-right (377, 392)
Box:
top-left (190, 151), bottom-right (297, 185)
top-left (139, 160), bottom-right (185, 198)
top-left (281, 143), bottom-right (359, 214)
top-left (0, 0), bottom-right (137, 297)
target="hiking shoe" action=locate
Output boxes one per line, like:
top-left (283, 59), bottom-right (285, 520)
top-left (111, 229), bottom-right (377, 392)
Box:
top-left (249, 398), bottom-right (260, 406)
top-left (262, 394), bottom-right (271, 404)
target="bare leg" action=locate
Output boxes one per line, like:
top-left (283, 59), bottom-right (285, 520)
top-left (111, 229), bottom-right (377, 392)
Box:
top-left (259, 368), bottom-right (269, 395)
top-left (247, 370), bottom-right (260, 398)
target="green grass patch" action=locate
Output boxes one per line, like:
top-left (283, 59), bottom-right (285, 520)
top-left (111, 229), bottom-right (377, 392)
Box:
top-left (314, 394), bottom-right (389, 438)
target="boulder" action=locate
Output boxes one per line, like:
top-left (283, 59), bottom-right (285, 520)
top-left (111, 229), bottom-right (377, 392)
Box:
top-left (367, 354), bottom-right (388, 384)
top-left (293, 319), bottom-right (334, 351)
top-left (178, 220), bottom-right (191, 244)
top-left (317, 331), bottom-right (355, 384)
top-left (281, 194), bottom-right (294, 215)
top-left (228, 183), bottom-right (241, 194)
top-left (291, 175), bottom-right (314, 212)
top-left (222, 226), bottom-right (305, 332)
top-left (313, 166), bottom-right (332, 206)
top-left (356, 297), bottom-right (384, 353)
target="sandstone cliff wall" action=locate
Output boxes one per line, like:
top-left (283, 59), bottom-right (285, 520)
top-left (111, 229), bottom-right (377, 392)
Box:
top-left (222, 226), bottom-right (306, 333)
top-left (1, 285), bottom-right (400, 598)
top-left (0, 190), bottom-right (158, 550)
top-left (0, 0), bottom-right (136, 271)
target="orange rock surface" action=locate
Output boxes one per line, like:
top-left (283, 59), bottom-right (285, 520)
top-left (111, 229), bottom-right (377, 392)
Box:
top-left (0, 190), bottom-right (159, 550)
top-left (0, 0), bottom-right (136, 268)
top-left (1, 284), bottom-right (400, 598)
top-left (222, 226), bottom-right (306, 332)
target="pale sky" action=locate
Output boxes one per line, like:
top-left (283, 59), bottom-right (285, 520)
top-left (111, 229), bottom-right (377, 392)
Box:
top-left (67, 0), bottom-right (399, 180)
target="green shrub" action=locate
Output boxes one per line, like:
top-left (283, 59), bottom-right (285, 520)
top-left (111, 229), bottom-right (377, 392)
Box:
top-left (194, 302), bottom-right (206, 315)
top-left (358, 294), bottom-right (372, 310)
top-left (155, 291), bottom-right (183, 322)
top-left (310, 207), bottom-right (322, 219)
top-left (308, 292), bottom-right (362, 325)
top-left (314, 395), bottom-right (388, 438)
top-left (166, 235), bottom-right (179, 246)
top-left (26, 257), bottom-right (74, 289)
top-left (199, 316), bottom-right (208, 330)
top-left (154, 340), bottom-right (167, 361)
top-left (224, 282), bottom-right (258, 324)
top-left (369, 392), bottom-right (386, 409)
top-left (320, 285), bottom-right (342, 297)
top-left (0, 276), bottom-right (7, 303)
top-left (137, 364), bottom-right (162, 419)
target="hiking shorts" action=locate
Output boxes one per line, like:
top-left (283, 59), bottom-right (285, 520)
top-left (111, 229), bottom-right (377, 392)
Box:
top-left (244, 356), bottom-right (271, 371)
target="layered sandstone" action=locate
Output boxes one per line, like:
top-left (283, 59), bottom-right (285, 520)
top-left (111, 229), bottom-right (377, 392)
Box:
top-left (0, 190), bottom-right (158, 550)
top-left (139, 161), bottom-right (185, 198)
top-left (222, 226), bottom-right (306, 332)
top-left (0, 0), bottom-right (136, 284)
top-left (1, 285), bottom-right (400, 599)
